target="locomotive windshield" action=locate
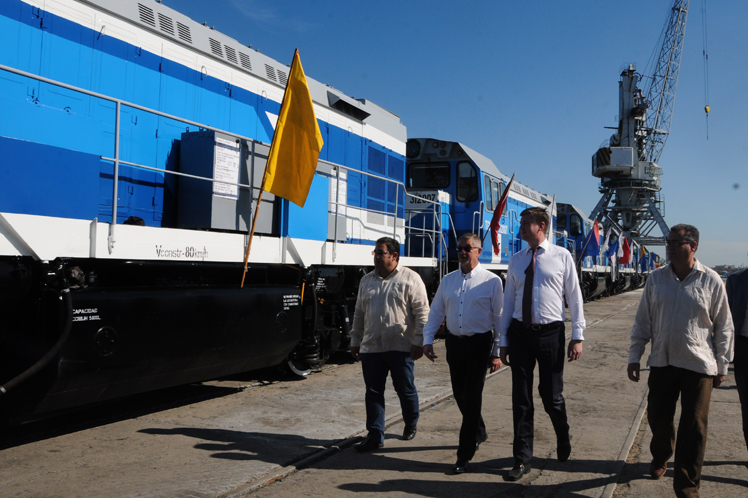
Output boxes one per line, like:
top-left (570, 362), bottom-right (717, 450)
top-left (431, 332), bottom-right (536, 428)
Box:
top-left (407, 162), bottom-right (450, 189)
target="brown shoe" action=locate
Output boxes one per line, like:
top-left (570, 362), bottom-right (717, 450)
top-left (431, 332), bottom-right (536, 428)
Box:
top-left (650, 460), bottom-right (667, 480)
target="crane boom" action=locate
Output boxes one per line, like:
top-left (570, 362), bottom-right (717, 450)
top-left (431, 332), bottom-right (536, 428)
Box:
top-left (644, 0), bottom-right (690, 163)
top-left (588, 0), bottom-right (690, 246)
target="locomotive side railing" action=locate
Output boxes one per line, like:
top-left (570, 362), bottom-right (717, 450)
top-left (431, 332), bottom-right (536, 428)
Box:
top-left (0, 63), bottom-right (443, 264)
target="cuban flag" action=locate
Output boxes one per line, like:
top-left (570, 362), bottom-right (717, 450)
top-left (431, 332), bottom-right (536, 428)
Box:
top-left (620, 237), bottom-right (631, 265)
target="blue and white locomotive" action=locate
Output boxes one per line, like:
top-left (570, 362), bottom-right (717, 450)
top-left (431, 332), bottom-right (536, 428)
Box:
top-left (0, 0), bottom-right (440, 420)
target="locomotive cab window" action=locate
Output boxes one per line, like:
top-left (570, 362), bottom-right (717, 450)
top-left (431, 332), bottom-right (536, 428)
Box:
top-left (456, 162), bottom-right (478, 202)
top-left (408, 162), bottom-right (450, 189)
top-left (569, 214), bottom-right (583, 237)
top-left (557, 214), bottom-right (567, 231)
top-left (484, 178), bottom-right (503, 212)
top-left (484, 176), bottom-right (493, 211)
top-left (492, 181), bottom-right (501, 208)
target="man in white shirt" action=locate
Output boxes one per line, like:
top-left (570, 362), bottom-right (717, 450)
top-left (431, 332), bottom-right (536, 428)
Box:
top-left (350, 237), bottom-right (430, 452)
top-left (628, 224), bottom-right (733, 497)
top-left (499, 207), bottom-right (585, 481)
top-left (423, 233), bottom-right (503, 474)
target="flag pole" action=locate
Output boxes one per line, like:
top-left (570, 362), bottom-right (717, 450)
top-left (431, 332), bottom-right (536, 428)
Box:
top-left (241, 185), bottom-right (266, 288)
top-left (240, 49), bottom-right (300, 288)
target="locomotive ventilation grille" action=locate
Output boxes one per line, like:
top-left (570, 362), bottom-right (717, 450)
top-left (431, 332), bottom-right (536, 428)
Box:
top-left (157, 13), bottom-right (174, 36)
top-left (134, 2), bottom-right (292, 88)
top-left (137, 3), bottom-right (155, 27)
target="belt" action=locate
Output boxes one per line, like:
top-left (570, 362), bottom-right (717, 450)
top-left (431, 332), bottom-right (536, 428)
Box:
top-left (513, 318), bottom-right (563, 332)
top-left (447, 330), bottom-right (492, 339)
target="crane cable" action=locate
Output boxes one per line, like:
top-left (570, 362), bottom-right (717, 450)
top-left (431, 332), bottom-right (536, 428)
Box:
top-left (701, 0), bottom-right (710, 139)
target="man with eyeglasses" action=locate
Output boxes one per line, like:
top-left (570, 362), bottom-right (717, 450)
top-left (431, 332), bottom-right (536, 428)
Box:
top-left (350, 236), bottom-right (430, 452)
top-left (499, 207), bottom-right (586, 481)
top-left (422, 233), bottom-right (503, 474)
top-left (628, 224), bottom-right (733, 497)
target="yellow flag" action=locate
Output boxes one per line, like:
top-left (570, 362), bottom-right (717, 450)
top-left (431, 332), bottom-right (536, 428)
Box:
top-left (262, 49), bottom-right (324, 207)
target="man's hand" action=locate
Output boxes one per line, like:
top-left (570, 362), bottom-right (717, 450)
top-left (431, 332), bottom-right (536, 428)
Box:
top-left (627, 362), bottom-right (640, 382)
top-left (567, 340), bottom-right (583, 362)
top-left (350, 346), bottom-right (360, 361)
top-left (423, 344), bottom-right (437, 362)
top-left (411, 345), bottom-right (424, 361)
top-left (489, 356), bottom-right (502, 373)
top-left (499, 346), bottom-right (509, 367)
top-left (714, 374), bottom-right (727, 388)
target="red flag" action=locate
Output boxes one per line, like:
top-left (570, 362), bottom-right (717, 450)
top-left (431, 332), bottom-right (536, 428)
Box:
top-left (489, 173), bottom-right (515, 255)
top-left (620, 236), bottom-right (631, 265)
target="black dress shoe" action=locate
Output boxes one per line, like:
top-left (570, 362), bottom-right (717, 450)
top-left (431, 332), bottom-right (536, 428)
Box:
top-left (475, 432), bottom-right (488, 450)
top-left (354, 436), bottom-right (383, 452)
top-left (402, 425), bottom-right (417, 441)
top-left (557, 440), bottom-right (572, 462)
top-left (453, 458), bottom-right (470, 474)
top-left (506, 462), bottom-right (531, 481)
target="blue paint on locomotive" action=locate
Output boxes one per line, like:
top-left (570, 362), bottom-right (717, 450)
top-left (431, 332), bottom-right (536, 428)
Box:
top-left (0, 0), bottom-right (406, 240)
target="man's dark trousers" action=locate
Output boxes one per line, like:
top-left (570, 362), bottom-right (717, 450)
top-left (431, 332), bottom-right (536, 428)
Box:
top-left (647, 365), bottom-right (713, 498)
top-left (508, 319), bottom-right (570, 465)
top-left (360, 351), bottom-right (419, 444)
top-left (445, 331), bottom-right (492, 461)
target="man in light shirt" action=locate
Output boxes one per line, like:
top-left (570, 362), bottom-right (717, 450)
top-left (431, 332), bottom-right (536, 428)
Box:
top-left (727, 249), bottom-right (748, 454)
top-left (499, 207), bottom-right (585, 481)
top-left (350, 237), bottom-right (430, 452)
top-left (628, 224), bottom-right (733, 498)
top-left (423, 233), bottom-right (503, 474)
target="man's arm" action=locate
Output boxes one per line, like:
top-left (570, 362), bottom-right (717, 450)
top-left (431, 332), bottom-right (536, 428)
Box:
top-left (349, 276), bottom-right (368, 360)
top-left (408, 272), bottom-right (431, 360)
top-left (498, 261), bottom-right (517, 366)
top-left (628, 278), bottom-right (653, 379)
top-left (710, 274), bottom-right (735, 376)
top-left (490, 276), bottom-right (504, 358)
top-left (498, 259), bottom-right (517, 350)
top-left (562, 250), bottom-right (586, 342)
top-left (422, 282), bottom-right (447, 362)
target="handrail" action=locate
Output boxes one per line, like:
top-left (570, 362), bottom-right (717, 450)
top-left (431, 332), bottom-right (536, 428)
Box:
top-left (2, 62), bottom-right (443, 263)
top-left (471, 201), bottom-right (484, 235)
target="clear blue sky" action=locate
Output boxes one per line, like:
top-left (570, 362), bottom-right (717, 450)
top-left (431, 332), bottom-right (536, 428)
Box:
top-left (164, 0), bottom-right (747, 267)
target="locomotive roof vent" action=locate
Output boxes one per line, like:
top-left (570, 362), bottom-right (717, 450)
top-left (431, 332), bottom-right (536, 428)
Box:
top-left (137, 3), bottom-right (156, 27)
top-left (208, 38), bottom-right (223, 58)
top-left (265, 64), bottom-right (277, 82)
top-left (176, 22), bottom-right (192, 43)
top-left (157, 13), bottom-right (174, 35)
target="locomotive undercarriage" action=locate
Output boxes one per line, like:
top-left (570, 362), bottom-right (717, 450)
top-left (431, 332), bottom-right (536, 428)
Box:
top-left (0, 256), bottom-right (367, 421)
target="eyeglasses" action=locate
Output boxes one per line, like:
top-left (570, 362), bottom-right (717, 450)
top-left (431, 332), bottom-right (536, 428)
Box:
top-left (372, 250), bottom-right (391, 256)
top-left (665, 239), bottom-right (690, 247)
top-left (456, 245), bottom-right (477, 253)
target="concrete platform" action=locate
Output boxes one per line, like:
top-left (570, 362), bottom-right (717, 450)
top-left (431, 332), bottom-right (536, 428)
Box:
top-left (1, 289), bottom-right (747, 497)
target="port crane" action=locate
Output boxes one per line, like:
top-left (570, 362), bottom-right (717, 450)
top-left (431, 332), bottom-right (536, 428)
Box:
top-left (589, 0), bottom-right (690, 246)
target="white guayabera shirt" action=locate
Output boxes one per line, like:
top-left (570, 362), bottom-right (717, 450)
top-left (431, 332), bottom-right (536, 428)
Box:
top-left (629, 259), bottom-right (734, 376)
